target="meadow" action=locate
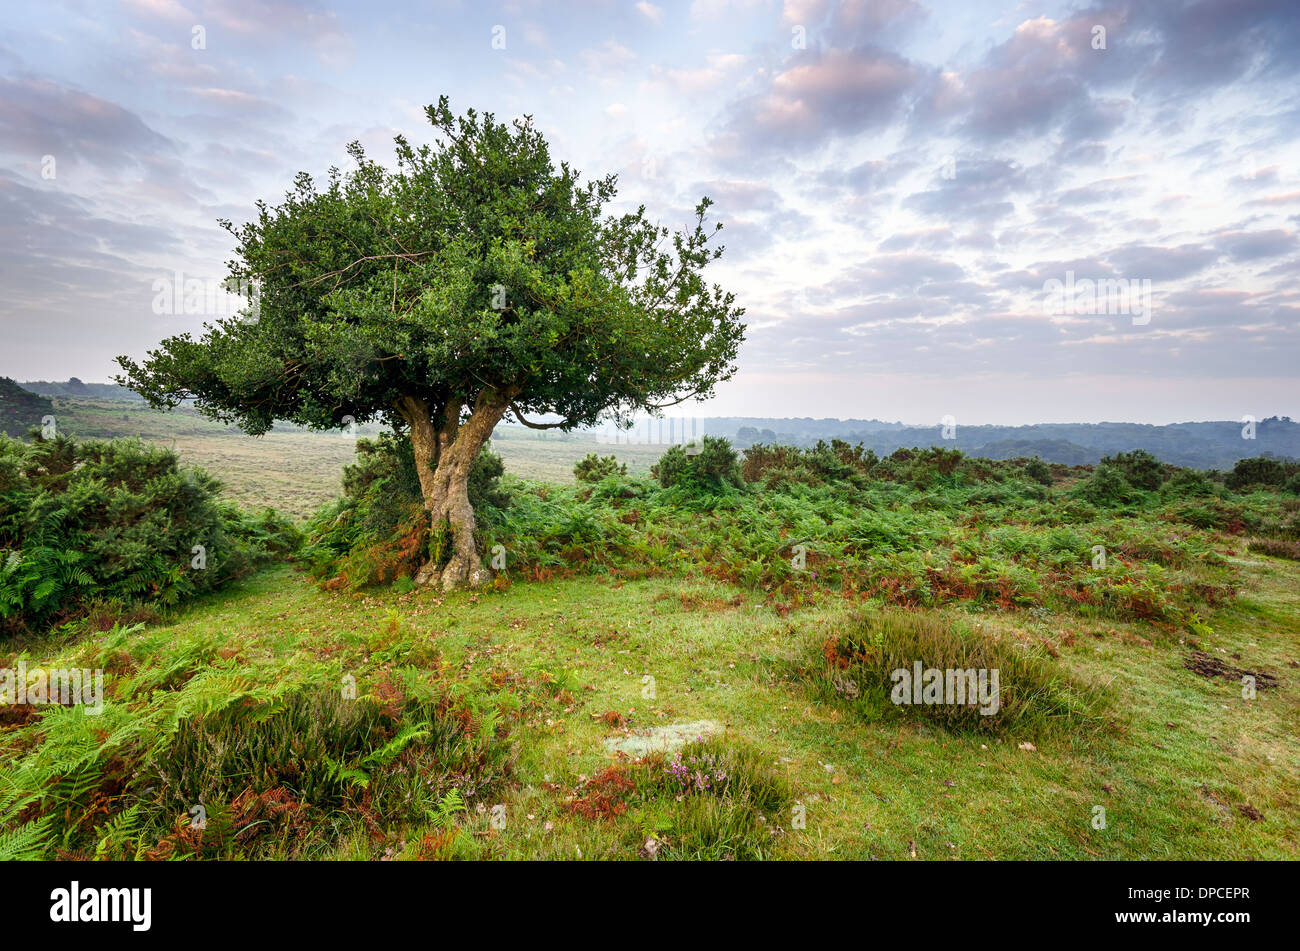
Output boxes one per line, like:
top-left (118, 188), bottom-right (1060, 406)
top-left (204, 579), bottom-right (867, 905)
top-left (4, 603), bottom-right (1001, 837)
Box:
top-left (43, 398), bottom-right (663, 519)
top-left (2, 407), bottom-right (1298, 861)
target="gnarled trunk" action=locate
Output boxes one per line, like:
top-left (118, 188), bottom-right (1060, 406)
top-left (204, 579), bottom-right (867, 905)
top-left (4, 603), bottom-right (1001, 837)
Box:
top-left (398, 388), bottom-right (514, 591)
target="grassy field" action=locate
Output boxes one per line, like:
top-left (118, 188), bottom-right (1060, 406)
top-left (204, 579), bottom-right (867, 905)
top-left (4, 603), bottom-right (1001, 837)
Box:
top-left (3, 550), bottom-right (1296, 860)
top-left (46, 398), bottom-right (671, 519)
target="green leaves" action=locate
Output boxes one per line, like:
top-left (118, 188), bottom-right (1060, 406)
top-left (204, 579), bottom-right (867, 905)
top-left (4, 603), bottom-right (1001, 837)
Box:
top-left (117, 96), bottom-right (745, 440)
top-left (0, 434), bottom-right (298, 636)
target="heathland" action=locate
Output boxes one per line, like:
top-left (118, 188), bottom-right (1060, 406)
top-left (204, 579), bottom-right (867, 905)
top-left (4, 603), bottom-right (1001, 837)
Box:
top-left (1, 395), bottom-right (1297, 860)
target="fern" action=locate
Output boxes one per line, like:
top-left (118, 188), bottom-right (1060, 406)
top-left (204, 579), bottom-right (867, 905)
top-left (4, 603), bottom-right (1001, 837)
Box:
top-left (0, 816), bottom-right (54, 861)
top-left (429, 788), bottom-right (465, 829)
top-left (324, 759), bottom-right (373, 789)
top-left (358, 723), bottom-right (430, 770)
top-left (93, 804), bottom-right (142, 860)
top-left (326, 723), bottom-right (431, 789)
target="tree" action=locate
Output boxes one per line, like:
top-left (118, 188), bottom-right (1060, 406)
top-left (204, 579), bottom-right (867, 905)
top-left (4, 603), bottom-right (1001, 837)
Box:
top-left (1226, 456), bottom-right (1287, 490)
top-left (117, 98), bottom-right (746, 589)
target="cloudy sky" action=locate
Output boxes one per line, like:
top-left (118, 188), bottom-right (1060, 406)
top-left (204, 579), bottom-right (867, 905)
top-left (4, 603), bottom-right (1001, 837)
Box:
top-left (1, 0), bottom-right (1297, 424)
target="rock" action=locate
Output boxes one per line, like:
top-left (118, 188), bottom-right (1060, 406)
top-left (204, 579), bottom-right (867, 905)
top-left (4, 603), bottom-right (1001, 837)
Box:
top-left (603, 719), bottom-right (724, 756)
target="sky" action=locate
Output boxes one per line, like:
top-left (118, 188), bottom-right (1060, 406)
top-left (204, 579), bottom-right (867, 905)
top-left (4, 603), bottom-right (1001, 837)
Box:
top-left (1, 0), bottom-right (1297, 425)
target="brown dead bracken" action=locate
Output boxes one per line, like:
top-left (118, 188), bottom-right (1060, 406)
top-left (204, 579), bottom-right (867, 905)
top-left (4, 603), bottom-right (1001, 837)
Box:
top-left (565, 767), bottom-right (634, 821)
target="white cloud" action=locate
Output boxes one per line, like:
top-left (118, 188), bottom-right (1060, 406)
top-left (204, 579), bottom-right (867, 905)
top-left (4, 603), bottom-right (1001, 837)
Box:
top-left (635, 2), bottom-right (664, 26)
top-left (578, 39), bottom-right (637, 76)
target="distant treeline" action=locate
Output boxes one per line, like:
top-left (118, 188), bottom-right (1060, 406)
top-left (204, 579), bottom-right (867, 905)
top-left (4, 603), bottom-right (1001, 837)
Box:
top-left (720, 418), bottom-right (1299, 471)
top-left (0, 377), bottom-right (53, 438)
top-left (18, 377), bottom-right (143, 400)
top-left (555, 414), bottom-right (1300, 471)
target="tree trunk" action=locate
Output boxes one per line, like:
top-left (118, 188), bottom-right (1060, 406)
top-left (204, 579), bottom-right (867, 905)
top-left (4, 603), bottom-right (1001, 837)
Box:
top-left (401, 388), bottom-right (514, 591)
top-left (397, 396), bottom-right (440, 501)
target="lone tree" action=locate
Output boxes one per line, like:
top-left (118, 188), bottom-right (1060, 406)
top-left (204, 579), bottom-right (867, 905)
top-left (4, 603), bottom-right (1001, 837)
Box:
top-left (118, 98), bottom-right (745, 589)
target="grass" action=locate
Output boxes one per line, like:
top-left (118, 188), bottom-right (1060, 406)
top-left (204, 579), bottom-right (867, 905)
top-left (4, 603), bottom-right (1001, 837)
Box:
top-left (808, 609), bottom-right (1108, 735)
top-left (4, 547), bottom-right (1296, 860)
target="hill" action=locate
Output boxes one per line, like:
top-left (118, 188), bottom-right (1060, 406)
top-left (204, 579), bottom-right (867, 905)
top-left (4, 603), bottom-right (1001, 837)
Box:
top-left (0, 376), bottom-right (54, 437)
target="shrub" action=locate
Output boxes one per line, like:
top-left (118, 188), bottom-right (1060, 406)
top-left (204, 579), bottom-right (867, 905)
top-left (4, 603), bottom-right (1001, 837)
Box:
top-left (652, 445), bottom-right (690, 489)
top-left (1164, 469), bottom-right (1215, 498)
top-left (1101, 449), bottom-right (1165, 491)
top-left (741, 440), bottom-right (875, 488)
top-left (1285, 473), bottom-right (1300, 495)
top-left (1023, 458), bottom-right (1053, 486)
top-left (651, 436), bottom-right (742, 491)
top-left (574, 453), bottom-right (627, 483)
top-left (0, 433), bottom-right (297, 637)
top-left (1074, 464), bottom-right (1134, 506)
top-left (1226, 456), bottom-right (1287, 490)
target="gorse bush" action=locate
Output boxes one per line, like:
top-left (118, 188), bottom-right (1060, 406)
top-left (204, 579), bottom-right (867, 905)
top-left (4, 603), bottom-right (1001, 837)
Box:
top-left (1073, 463), bottom-right (1135, 507)
top-left (741, 439), bottom-right (877, 488)
top-left (1163, 469), bottom-right (1217, 498)
top-left (0, 434), bottom-right (298, 637)
top-left (873, 446), bottom-right (968, 487)
top-left (1023, 458), bottom-right (1053, 485)
top-left (1226, 456), bottom-right (1289, 490)
top-left (1101, 449), bottom-right (1166, 491)
top-left (742, 442), bottom-right (1062, 493)
top-left (652, 435), bottom-right (742, 491)
top-left (574, 453), bottom-right (627, 483)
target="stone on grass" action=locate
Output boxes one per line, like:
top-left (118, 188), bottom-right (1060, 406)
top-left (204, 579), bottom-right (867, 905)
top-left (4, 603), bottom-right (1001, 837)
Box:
top-left (603, 719), bottom-right (724, 757)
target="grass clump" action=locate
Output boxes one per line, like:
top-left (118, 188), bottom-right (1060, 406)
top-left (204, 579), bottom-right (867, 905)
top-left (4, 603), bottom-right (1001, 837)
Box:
top-left (810, 610), bottom-right (1108, 735)
top-left (1248, 538), bottom-right (1300, 561)
top-left (630, 737), bottom-right (794, 860)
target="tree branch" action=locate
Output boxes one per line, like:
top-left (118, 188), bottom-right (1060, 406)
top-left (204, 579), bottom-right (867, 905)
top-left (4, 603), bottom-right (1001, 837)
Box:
top-left (509, 402), bottom-right (575, 430)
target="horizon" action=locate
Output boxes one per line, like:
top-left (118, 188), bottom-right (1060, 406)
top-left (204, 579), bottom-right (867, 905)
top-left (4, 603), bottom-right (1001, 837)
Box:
top-left (12, 376), bottom-right (1296, 430)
